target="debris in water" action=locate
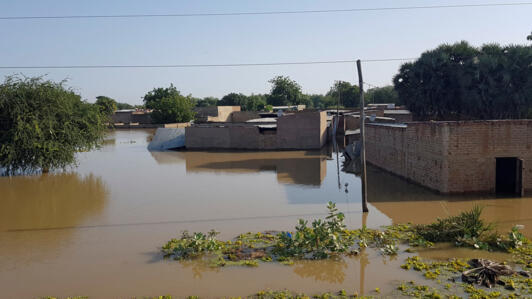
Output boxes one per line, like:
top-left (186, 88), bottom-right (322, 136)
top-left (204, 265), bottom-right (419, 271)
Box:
top-left (461, 259), bottom-right (529, 288)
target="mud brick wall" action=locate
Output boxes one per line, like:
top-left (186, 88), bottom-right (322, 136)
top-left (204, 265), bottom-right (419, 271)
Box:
top-left (365, 120), bottom-right (532, 194)
top-left (366, 123), bottom-right (448, 192)
top-left (445, 120), bottom-right (532, 193)
top-left (185, 111), bottom-right (327, 150)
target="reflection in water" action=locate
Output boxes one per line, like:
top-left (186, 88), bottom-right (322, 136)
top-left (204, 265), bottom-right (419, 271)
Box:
top-left (150, 151), bottom-right (327, 186)
top-left (365, 164), bottom-right (532, 237)
top-left (0, 173), bottom-right (109, 231)
top-left (180, 259), bottom-right (221, 279)
top-left (292, 258), bottom-right (347, 283)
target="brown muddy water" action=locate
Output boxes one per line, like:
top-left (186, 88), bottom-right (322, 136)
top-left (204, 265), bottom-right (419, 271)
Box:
top-left (1, 129), bottom-right (531, 298)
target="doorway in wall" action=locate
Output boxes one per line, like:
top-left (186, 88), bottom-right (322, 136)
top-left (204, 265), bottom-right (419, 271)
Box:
top-left (496, 157), bottom-right (523, 196)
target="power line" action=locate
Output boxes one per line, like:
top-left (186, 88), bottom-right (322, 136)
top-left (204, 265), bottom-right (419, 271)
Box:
top-left (1, 2), bottom-right (531, 20)
top-left (0, 58), bottom-right (417, 70)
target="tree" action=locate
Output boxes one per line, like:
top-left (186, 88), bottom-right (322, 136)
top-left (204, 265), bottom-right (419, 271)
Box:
top-left (218, 93), bottom-right (267, 111)
top-left (267, 76), bottom-right (306, 106)
top-left (195, 97), bottom-right (219, 107)
top-left (0, 76), bottom-right (105, 174)
top-left (393, 41), bottom-right (532, 120)
top-left (219, 92), bottom-right (247, 107)
top-left (246, 94), bottom-right (267, 111)
top-left (365, 86), bottom-right (399, 104)
top-left (143, 84), bottom-right (181, 109)
top-left (116, 102), bottom-right (134, 110)
top-left (528, 31), bottom-right (532, 41)
top-left (149, 94), bottom-right (195, 124)
top-left (95, 96), bottom-right (117, 117)
top-left (327, 81), bottom-right (361, 107)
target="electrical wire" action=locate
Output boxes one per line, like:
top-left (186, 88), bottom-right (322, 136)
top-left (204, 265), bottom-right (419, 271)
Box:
top-left (1, 2), bottom-right (530, 20)
top-left (0, 58), bottom-right (417, 70)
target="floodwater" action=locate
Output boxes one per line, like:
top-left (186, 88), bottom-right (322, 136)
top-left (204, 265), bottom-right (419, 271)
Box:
top-left (1, 129), bottom-right (531, 298)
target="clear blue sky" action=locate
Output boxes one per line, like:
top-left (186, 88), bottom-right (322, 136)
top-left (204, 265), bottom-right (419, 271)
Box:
top-left (1, 0), bottom-right (530, 105)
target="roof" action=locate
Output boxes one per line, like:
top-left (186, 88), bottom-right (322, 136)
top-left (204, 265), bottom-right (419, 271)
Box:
top-left (384, 110), bottom-right (411, 115)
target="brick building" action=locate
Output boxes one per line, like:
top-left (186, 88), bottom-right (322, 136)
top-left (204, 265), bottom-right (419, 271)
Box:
top-left (365, 120), bottom-right (532, 195)
top-left (185, 111), bottom-right (328, 150)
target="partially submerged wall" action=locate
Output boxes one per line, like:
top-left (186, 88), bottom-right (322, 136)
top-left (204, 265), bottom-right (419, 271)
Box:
top-left (185, 111), bottom-right (327, 150)
top-left (445, 120), bottom-right (532, 193)
top-left (277, 111), bottom-right (327, 149)
top-left (365, 120), bottom-right (532, 194)
top-left (366, 123), bottom-right (449, 192)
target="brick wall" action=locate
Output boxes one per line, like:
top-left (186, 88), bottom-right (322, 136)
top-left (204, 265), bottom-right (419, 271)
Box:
top-left (185, 111), bottom-right (327, 150)
top-left (365, 120), bottom-right (532, 194)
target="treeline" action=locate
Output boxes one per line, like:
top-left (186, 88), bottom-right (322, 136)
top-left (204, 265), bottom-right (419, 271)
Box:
top-left (192, 76), bottom-right (399, 111)
top-left (190, 77), bottom-right (400, 111)
top-left (107, 76), bottom-right (399, 113)
top-left (394, 41), bottom-right (532, 120)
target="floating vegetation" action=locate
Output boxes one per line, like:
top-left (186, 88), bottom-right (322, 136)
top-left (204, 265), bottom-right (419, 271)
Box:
top-left (162, 202), bottom-right (412, 268)
top-left (162, 204), bottom-right (532, 275)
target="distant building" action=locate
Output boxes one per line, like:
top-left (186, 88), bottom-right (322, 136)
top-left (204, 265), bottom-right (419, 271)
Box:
top-left (365, 120), bottom-right (532, 195)
top-left (111, 109), bottom-right (156, 127)
top-left (194, 106), bottom-right (260, 123)
top-left (272, 105), bottom-right (306, 112)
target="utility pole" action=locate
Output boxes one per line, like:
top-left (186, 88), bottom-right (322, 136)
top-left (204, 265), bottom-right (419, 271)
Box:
top-left (357, 60), bottom-right (369, 213)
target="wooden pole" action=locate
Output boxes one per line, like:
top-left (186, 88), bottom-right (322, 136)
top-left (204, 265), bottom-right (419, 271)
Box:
top-left (357, 60), bottom-right (369, 213)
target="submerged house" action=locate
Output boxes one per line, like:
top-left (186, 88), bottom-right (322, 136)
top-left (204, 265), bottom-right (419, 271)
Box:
top-left (185, 110), bottom-right (328, 150)
top-left (365, 120), bottom-right (532, 195)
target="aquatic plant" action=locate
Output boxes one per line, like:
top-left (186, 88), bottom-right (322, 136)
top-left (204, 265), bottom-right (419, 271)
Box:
top-left (162, 230), bottom-right (223, 260)
top-left (415, 206), bottom-right (491, 243)
top-left (273, 202), bottom-right (356, 259)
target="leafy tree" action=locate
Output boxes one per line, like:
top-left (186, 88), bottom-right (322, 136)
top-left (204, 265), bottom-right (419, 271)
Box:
top-left (365, 86), bottom-right (399, 104)
top-left (218, 93), bottom-right (267, 111)
top-left (327, 81), bottom-right (361, 108)
top-left (528, 31), bottom-right (532, 41)
top-left (0, 76), bottom-right (105, 174)
top-left (195, 96), bottom-right (219, 107)
top-left (245, 94), bottom-right (267, 111)
top-left (267, 76), bottom-right (306, 106)
top-left (394, 41), bottom-right (532, 120)
top-left (150, 94), bottom-right (195, 124)
top-left (95, 96), bottom-right (117, 117)
top-left (116, 102), bottom-right (134, 110)
top-left (143, 84), bottom-right (181, 109)
top-left (219, 92), bottom-right (247, 107)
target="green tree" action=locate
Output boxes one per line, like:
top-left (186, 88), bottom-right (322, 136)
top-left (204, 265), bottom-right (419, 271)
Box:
top-left (365, 86), bottom-right (399, 104)
top-left (393, 41), bottom-right (532, 120)
top-left (116, 102), bottom-right (134, 110)
top-left (267, 76), bottom-right (306, 106)
top-left (0, 76), bottom-right (105, 174)
top-left (195, 96), bottom-right (219, 107)
top-left (95, 96), bottom-right (117, 117)
top-left (327, 81), bottom-right (361, 108)
top-left (246, 94), bottom-right (267, 111)
top-left (143, 84), bottom-right (181, 109)
top-left (219, 92), bottom-right (247, 107)
top-left (149, 94), bottom-right (195, 124)
top-left (528, 31), bottom-right (532, 41)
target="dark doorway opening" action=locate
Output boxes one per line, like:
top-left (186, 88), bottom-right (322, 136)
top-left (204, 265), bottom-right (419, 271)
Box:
top-left (496, 157), bottom-right (523, 196)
